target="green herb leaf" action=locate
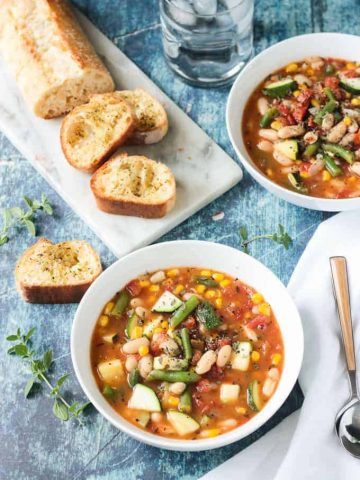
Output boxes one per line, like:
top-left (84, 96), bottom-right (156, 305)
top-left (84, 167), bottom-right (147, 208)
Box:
top-left (53, 399), bottom-right (69, 421)
top-left (239, 224), bottom-right (292, 254)
top-left (0, 235), bottom-right (9, 246)
top-left (10, 207), bottom-right (24, 218)
top-left (196, 301), bottom-right (222, 330)
top-left (25, 327), bottom-right (36, 342)
top-left (24, 378), bottom-right (35, 398)
top-left (6, 335), bottom-right (18, 341)
top-left (56, 374), bottom-right (69, 388)
top-left (3, 209), bottom-right (12, 228)
top-left (239, 226), bottom-right (248, 241)
top-left (195, 276), bottom-right (219, 287)
top-left (43, 350), bottom-right (53, 370)
top-left (23, 196), bottom-right (33, 208)
top-left (14, 344), bottom-right (29, 357)
top-left (24, 220), bottom-right (36, 236)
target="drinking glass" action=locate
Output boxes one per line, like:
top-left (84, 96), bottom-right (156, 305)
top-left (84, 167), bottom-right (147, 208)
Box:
top-left (159, 0), bottom-right (254, 87)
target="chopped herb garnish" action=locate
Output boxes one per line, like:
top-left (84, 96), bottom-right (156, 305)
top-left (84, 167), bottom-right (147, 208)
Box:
top-left (196, 301), bottom-right (222, 330)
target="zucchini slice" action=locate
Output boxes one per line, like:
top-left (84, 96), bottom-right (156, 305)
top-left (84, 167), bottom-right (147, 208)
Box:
top-left (128, 384), bottom-right (161, 412)
top-left (247, 380), bottom-right (263, 412)
top-left (274, 140), bottom-right (298, 160)
top-left (143, 316), bottom-right (163, 338)
top-left (263, 79), bottom-right (296, 98)
top-left (167, 411), bottom-right (200, 436)
top-left (126, 313), bottom-right (139, 339)
top-left (231, 341), bottom-right (252, 371)
top-left (339, 76), bottom-right (360, 94)
top-left (288, 172), bottom-right (308, 193)
top-left (152, 291), bottom-right (183, 313)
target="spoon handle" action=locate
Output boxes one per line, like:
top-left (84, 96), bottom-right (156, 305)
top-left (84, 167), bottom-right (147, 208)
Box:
top-left (330, 257), bottom-right (356, 375)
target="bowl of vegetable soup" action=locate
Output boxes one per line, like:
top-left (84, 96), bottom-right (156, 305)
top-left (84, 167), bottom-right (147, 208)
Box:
top-left (226, 33), bottom-right (360, 211)
top-left (71, 241), bottom-right (303, 451)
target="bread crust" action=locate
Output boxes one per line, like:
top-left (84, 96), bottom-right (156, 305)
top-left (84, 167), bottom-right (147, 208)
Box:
top-left (90, 154), bottom-right (176, 219)
top-left (0, 0), bottom-right (115, 118)
top-left (15, 238), bottom-right (102, 304)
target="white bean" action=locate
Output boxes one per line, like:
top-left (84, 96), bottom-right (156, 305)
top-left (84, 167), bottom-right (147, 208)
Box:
top-left (216, 345), bottom-right (232, 367)
top-left (150, 270), bottom-right (166, 284)
top-left (195, 350), bottom-right (217, 375)
top-left (322, 113), bottom-right (334, 131)
top-left (151, 412), bottom-right (163, 423)
top-left (138, 354), bottom-right (153, 379)
top-left (278, 125), bottom-right (305, 139)
top-left (262, 378), bottom-right (277, 397)
top-left (350, 162), bottom-right (360, 177)
top-left (280, 166), bottom-right (300, 174)
top-left (135, 306), bottom-right (150, 320)
top-left (125, 355), bottom-right (138, 372)
top-left (122, 337), bottom-right (149, 354)
top-left (273, 149), bottom-right (294, 166)
top-left (257, 97), bottom-right (269, 115)
top-left (219, 418), bottom-right (238, 429)
top-left (130, 297), bottom-right (143, 308)
top-left (340, 133), bottom-right (355, 147)
top-left (308, 159), bottom-right (325, 177)
top-left (169, 382), bottom-right (187, 395)
top-left (259, 128), bottom-right (279, 142)
top-left (268, 367), bottom-right (280, 381)
top-left (257, 139), bottom-right (274, 153)
top-left (304, 131), bottom-right (318, 144)
top-left (311, 60), bottom-right (324, 70)
top-left (294, 74), bottom-right (312, 86)
top-left (327, 121), bottom-right (347, 143)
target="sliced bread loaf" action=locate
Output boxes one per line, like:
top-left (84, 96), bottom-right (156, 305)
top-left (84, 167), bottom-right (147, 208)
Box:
top-left (90, 153), bottom-right (176, 218)
top-left (15, 238), bottom-right (102, 303)
top-left (60, 93), bottom-right (135, 173)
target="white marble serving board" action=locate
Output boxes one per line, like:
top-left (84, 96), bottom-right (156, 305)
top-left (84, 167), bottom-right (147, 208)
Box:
top-left (0, 12), bottom-right (242, 258)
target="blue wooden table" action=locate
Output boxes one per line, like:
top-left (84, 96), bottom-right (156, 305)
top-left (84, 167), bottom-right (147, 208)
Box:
top-left (1, 1), bottom-right (359, 478)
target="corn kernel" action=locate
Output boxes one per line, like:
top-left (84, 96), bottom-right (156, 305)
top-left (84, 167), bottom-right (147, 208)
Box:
top-left (272, 353), bottom-right (282, 365)
top-left (300, 171), bottom-right (309, 178)
top-left (285, 62), bottom-right (298, 73)
top-left (200, 270), bottom-right (212, 277)
top-left (139, 345), bottom-right (149, 356)
top-left (311, 98), bottom-right (320, 107)
top-left (131, 326), bottom-right (143, 339)
top-left (215, 297), bottom-right (223, 308)
top-left (161, 320), bottom-right (169, 329)
top-left (271, 120), bottom-right (283, 130)
top-left (346, 62), bottom-right (355, 69)
top-left (345, 91), bottom-right (352, 99)
top-left (166, 268), bottom-right (180, 277)
top-left (98, 315), bottom-right (109, 327)
top-left (251, 351), bottom-right (260, 362)
top-left (343, 116), bottom-right (352, 126)
top-left (153, 327), bottom-right (163, 334)
top-left (293, 90), bottom-right (301, 98)
top-left (201, 428), bottom-right (221, 438)
top-left (148, 296), bottom-right (156, 303)
top-left (351, 97), bottom-right (360, 106)
top-left (266, 168), bottom-right (274, 178)
top-left (195, 284), bottom-right (206, 294)
top-left (149, 285), bottom-right (160, 292)
top-left (167, 396), bottom-right (180, 407)
top-left (205, 289), bottom-right (217, 299)
top-left (104, 302), bottom-right (114, 314)
top-left (139, 280), bottom-right (150, 287)
top-left (306, 68), bottom-right (314, 76)
top-left (244, 311), bottom-right (252, 319)
top-left (299, 83), bottom-right (306, 90)
top-left (251, 292), bottom-right (264, 305)
top-left (220, 279), bottom-right (231, 288)
top-left (258, 303), bottom-right (271, 316)
top-left (236, 407), bottom-right (247, 415)
top-left (174, 284), bottom-right (184, 295)
top-left (212, 273), bottom-right (224, 282)
top-left (322, 170), bottom-right (331, 182)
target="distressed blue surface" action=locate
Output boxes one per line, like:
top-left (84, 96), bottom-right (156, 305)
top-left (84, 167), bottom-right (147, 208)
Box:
top-left (0, 1), bottom-right (359, 479)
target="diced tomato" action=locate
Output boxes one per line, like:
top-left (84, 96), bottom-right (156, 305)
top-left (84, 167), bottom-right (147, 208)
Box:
top-left (299, 161), bottom-right (311, 173)
top-left (297, 89), bottom-right (312, 105)
top-left (217, 337), bottom-right (232, 348)
top-left (193, 395), bottom-right (215, 415)
top-left (196, 379), bottom-right (212, 393)
top-left (183, 315), bottom-right (196, 329)
top-left (162, 279), bottom-right (174, 291)
top-left (353, 132), bottom-right (360, 146)
top-left (247, 314), bottom-right (271, 330)
top-left (342, 69), bottom-right (359, 79)
top-left (207, 364), bottom-right (224, 381)
top-left (125, 280), bottom-right (142, 296)
top-left (307, 116), bottom-right (316, 128)
top-left (191, 349), bottom-right (202, 365)
top-left (293, 103), bottom-right (309, 122)
top-left (324, 76), bottom-right (340, 89)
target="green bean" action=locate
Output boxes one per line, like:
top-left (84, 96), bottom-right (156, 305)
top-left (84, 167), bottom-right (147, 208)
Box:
top-left (314, 100), bottom-right (338, 125)
top-left (324, 87), bottom-right (335, 102)
top-left (195, 276), bottom-right (218, 287)
top-left (179, 389), bottom-right (192, 413)
top-left (112, 290), bottom-right (130, 315)
top-left (259, 107), bottom-right (279, 128)
top-left (303, 142), bottom-right (320, 159)
top-left (324, 154), bottom-right (343, 177)
top-left (323, 143), bottom-right (354, 164)
top-left (170, 295), bottom-right (200, 328)
top-left (181, 328), bottom-right (192, 360)
top-left (288, 173), bottom-right (308, 193)
top-left (128, 368), bottom-right (140, 388)
top-left (148, 370), bottom-right (200, 383)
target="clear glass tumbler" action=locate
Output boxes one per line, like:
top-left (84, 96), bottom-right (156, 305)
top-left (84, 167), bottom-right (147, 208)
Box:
top-left (159, 0), bottom-right (254, 87)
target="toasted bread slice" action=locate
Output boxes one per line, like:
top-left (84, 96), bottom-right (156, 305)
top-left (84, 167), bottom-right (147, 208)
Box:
top-left (60, 93), bottom-right (135, 173)
top-left (90, 153), bottom-right (176, 218)
top-left (116, 89), bottom-right (168, 144)
top-left (15, 238), bottom-right (102, 303)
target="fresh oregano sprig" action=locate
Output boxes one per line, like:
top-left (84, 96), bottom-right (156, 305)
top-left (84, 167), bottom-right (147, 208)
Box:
top-left (0, 194), bottom-right (53, 246)
top-left (239, 224), bottom-right (292, 254)
top-left (6, 327), bottom-right (90, 425)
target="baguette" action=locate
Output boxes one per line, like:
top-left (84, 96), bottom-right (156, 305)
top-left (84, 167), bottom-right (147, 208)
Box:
top-left (0, 0), bottom-right (115, 119)
top-left (15, 238), bottom-right (102, 303)
top-left (90, 153), bottom-right (176, 218)
top-left (60, 93), bottom-right (135, 173)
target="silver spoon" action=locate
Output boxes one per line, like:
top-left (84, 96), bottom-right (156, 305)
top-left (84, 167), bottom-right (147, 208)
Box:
top-left (330, 256), bottom-right (360, 458)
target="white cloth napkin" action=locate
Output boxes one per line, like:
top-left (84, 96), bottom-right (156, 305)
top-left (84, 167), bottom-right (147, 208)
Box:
top-left (201, 211), bottom-right (360, 480)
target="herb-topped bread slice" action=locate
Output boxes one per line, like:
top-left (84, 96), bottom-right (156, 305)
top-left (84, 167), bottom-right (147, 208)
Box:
top-left (60, 93), bottom-right (135, 173)
top-left (90, 153), bottom-right (176, 218)
top-left (15, 238), bottom-right (102, 303)
top-left (116, 89), bottom-right (168, 144)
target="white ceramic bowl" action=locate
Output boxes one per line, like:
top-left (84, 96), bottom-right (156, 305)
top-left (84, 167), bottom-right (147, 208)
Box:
top-left (71, 240), bottom-right (303, 451)
top-left (226, 32), bottom-right (360, 212)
